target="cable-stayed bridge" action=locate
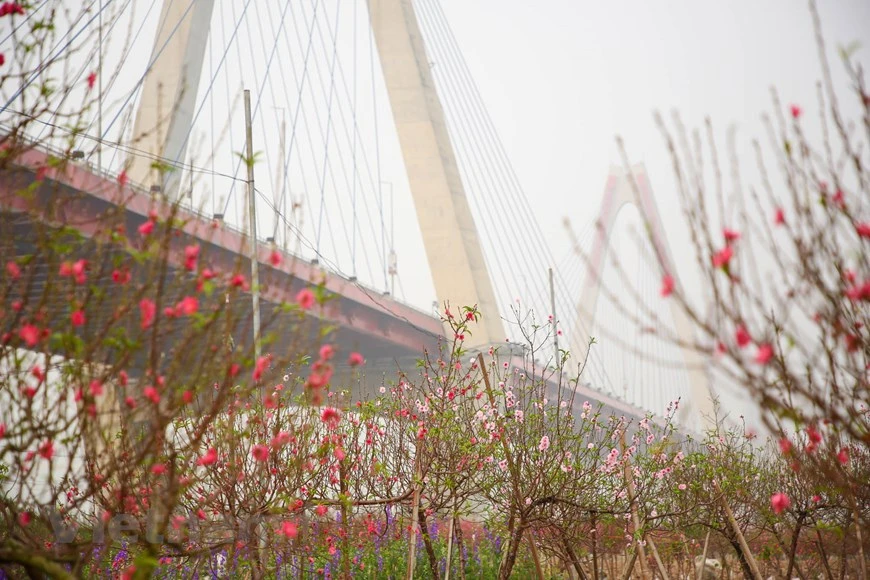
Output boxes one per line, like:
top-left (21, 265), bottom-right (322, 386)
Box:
top-left (0, 0), bottom-right (714, 430)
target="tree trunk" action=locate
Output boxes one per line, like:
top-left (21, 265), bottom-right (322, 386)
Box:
top-left (498, 520), bottom-right (525, 580)
top-left (785, 512), bottom-right (806, 580)
top-left (419, 510), bottom-right (440, 580)
top-left (454, 518), bottom-right (468, 580)
top-left (854, 508), bottom-right (868, 580)
top-left (591, 511), bottom-right (599, 580)
top-left (713, 480), bottom-right (762, 580)
top-left (564, 538), bottom-right (589, 580)
top-left (528, 532), bottom-right (544, 580)
top-left (340, 463), bottom-right (351, 580)
top-left (729, 538), bottom-right (756, 580)
top-left (406, 458), bottom-right (422, 580)
top-left (815, 527), bottom-right (834, 580)
top-left (620, 548), bottom-right (638, 580)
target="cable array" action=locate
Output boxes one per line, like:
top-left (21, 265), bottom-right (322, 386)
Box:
top-left (0, 0), bottom-right (700, 416)
top-left (414, 0), bottom-right (695, 412)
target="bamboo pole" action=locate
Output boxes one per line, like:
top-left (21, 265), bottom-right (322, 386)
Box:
top-left (406, 457), bottom-right (422, 580)
top-left (711, 480), bottom-right (762, 579)
top-left (529, 534), bottom-right (545, 579)
top-left (444, 500), bottom-right (456, 580)
top-left (696, 529), bottom-right (711, 580)
top-left (621, 433), bottom-right (649, 579)
top-left (620, 549), bottom-right (638, 580)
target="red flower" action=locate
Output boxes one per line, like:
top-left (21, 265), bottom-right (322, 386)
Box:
top-left (295, 288), bottom-right (315, 310)
top-left (315, 505), bottom-right (328, 517)
top-left (735, 325), bottom-right (751, 348)
top-left (806, 425), bottom-right (822, 454)
top-left (712, 246), bottom-right (733, 269)
top-left (0, 3), bottom-right (25, 17)
top-left (112, 269), bottom-right (131, 284)
top-left (857, 222), bottom-right (870, 239)
top-left (269, 249), bottom-right (282, 267)
top-left (277, 520), bottom-right (298, 538)
top-left (38, 440), bottom-right (54, 460)
top-left (18, 512), bottom-right (30, 527)
top-left (0, 423), bottom-right (5, 438)
top-left (837, 447), bottom-right (849, 465)
top-left (774, 208), bottom-right (785, 225)
top-left (184, 245), bottom-right (199, 271)
top-left (71, 309), bottom-right (86, 326)
top-left (151, 464), bottom-right (167, 475)
top-left (72, 259), bottom-right (87, 284)
top-left (333, 447), bottom-right (346, 461)
top-left (89, 380), bottom-right (103, 397)
top-left (87, 71), bottom-right (96, 90)
top-left (319, 344), bottom-right (335, 361)
top-left (722, 228), bottom-right (740, 243)
top-left (348, 352), bottom-right (364, 367)
top-left (118, 170), bottom-right (128, 188)
top-left (660, 274), bottom-right (674, 297)
top-left (144, 386), bottom-right (160, 404)
top-left (770, 492), bottom-right (790, 515)
top-left (175, 296), bottom-right (198, 316)
top-left (271, 431), bottom-right (291, 448)
top-left (253, 356), bottom-right (269, 381)
top-left (182, 390), bottom-right (194, 404)
top-left (138, 220), bottom-right (154, 236)
top-left (0, 53), bottom-right (4, 67)
top-left (5, 260), bottom-right (20, 279)
top-left (845, 280), bottom-right (870, 301)
top-left (778, 438), bottom-right (792, 455)
top-left (789, 104), bottom-right (801, 119)
top-left (251, 445), bottom-right (269, 462)
top-left (196, 448), bottom-right (218, 466)
top-left (19, 324), bottom-right (40, 347)
top-left (754, 343), bottom-right (773, 365)
top-left (321, 407), bottom-right (341, 429)
top-left (230, 274), bottom-right (248, 290)
top-left (119, 370), bottom-right (129, 386)
top-left (139, 299), bottom-right (156, 329)
top-left (306, 371), bottom-right (329, 389)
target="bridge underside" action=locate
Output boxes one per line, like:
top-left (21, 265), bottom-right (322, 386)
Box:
top-left (0, 149), bottom-right (445, 397)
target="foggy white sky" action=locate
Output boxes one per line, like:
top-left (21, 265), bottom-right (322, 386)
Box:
top-left (440, 0), bottom-right (869, 289)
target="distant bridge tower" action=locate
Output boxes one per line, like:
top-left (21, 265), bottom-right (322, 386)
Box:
top-left (131, 0), bottom-right (504, 347)
top-left (572, 165), bottom-right (715, 430)
top-left (127, 0), bottom-right (214, 198)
